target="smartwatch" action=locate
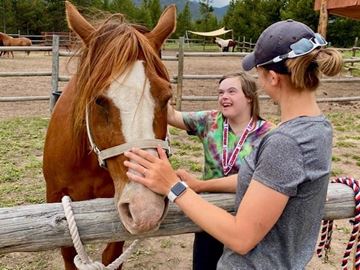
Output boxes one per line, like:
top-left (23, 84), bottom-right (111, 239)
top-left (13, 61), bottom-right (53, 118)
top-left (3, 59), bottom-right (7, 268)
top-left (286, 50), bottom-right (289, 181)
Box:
top-left (167, 181), bottom-right (189, 202)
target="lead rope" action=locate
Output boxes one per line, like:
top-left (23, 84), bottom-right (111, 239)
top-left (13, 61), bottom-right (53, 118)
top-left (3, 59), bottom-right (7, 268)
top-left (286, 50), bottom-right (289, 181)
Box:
top-left (61, 196), bottom-right (142, 270)
top-left (317, 177), bottom-right (360, 270)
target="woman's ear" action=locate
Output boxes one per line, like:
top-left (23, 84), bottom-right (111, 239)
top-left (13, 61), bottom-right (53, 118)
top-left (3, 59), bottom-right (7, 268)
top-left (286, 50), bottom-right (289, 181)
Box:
top-left (268, 70), bottom-right (281, 87)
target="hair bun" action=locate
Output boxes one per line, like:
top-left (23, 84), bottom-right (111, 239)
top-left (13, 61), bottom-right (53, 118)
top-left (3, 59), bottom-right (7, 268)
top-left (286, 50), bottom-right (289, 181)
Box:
top-left (316, 48), bottom-right (343, 77)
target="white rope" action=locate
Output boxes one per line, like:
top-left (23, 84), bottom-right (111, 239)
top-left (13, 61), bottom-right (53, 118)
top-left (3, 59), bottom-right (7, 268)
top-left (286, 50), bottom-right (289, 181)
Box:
top-left (61, 195), bottom-right (142, 270)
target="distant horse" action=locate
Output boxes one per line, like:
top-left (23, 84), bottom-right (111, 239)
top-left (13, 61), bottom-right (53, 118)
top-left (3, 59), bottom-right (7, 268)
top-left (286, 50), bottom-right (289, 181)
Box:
top-left (0, 39), bottom-right (4, 57)
top-left (215, 37), bottom-right (237, 52)
top-left (43, 1), bottom-right (175, 269)
top-left (0, 32), bottom-right (32, 58)
top-left (0, 37), bottom-right (11, 57)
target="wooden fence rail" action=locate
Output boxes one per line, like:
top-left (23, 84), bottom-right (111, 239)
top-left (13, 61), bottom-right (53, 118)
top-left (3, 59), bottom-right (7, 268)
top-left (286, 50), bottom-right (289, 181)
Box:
top-left (0, 183), bottom-right (355, 254)
top-left (0, 37), bottom-right (360, 111)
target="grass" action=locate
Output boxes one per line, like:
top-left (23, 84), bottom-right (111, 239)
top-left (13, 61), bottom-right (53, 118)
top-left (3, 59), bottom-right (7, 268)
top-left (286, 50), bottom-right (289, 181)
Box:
top-left (326, 111), bottom-right (360, 177)
top-left (0, 117), bottom-right (48, 207)
top-left (0, 112), bottom-right (359, 208)
top-left (163, 42), bottom-right (221, 52)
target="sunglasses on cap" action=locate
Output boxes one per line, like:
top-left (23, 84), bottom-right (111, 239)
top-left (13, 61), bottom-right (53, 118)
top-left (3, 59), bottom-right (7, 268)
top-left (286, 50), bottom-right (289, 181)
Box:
top-left (256, 33), bottom-right (327, 67)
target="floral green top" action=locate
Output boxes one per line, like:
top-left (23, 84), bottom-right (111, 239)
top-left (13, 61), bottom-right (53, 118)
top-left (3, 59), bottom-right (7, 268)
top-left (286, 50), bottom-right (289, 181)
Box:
top-left (182, 110), bottom-right (274, 180)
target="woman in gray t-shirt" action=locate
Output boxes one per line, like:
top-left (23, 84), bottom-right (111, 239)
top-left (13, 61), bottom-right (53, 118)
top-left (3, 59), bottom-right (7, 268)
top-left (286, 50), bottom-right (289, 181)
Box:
top-left (124, 19), bottom-right (343, 270)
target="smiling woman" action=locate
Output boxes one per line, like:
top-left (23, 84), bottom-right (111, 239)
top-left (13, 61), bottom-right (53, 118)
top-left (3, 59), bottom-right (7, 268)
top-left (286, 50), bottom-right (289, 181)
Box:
top-left (165, 72), bottom-right (274, 269)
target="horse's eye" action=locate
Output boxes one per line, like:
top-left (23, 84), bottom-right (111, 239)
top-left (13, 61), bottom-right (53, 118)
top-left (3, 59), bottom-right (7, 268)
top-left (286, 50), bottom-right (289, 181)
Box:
top-left (95, 96), bottom-right (108, 108)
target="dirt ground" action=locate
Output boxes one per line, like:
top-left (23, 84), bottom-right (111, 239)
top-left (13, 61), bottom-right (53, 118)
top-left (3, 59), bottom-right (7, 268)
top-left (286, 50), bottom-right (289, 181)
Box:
top-left (0, 50), bottom-right (360, 269)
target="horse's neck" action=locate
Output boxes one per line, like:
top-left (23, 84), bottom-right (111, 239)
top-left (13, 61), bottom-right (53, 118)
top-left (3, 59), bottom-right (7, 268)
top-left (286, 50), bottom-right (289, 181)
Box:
top-left (217, 38), bottom-right (229, 47)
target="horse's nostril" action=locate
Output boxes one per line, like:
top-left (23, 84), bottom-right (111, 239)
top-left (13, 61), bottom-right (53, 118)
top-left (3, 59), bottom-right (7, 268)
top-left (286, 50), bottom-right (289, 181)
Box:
top-left (119, 203), bottom-right (133, 221)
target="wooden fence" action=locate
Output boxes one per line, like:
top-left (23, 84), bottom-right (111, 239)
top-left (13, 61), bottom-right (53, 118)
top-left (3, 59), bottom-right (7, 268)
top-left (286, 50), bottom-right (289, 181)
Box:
top-left (7, 32), bottom-right (79, 47)
top-left (41, 31), bottom-right (79, 49)
top-left (236, 36), bottom-right (255, 52)
top-left (174, 37), bottom-right (360, 110)
top-left (0, 36), bottom-right (360, 111)
top-left (165, 36), bottom-right (255, 52)
top-left (0, 183), bottom-right (356, 254)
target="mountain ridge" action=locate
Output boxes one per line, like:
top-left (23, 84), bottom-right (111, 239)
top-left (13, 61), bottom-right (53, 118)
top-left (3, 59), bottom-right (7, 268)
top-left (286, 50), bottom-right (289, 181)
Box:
top-left (133, 0), bottom-right (228, 20)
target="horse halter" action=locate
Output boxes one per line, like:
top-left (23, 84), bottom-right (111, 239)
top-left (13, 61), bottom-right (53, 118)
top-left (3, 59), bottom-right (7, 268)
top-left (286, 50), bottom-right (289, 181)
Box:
top-left (85, 105), bottom-right (171, 168)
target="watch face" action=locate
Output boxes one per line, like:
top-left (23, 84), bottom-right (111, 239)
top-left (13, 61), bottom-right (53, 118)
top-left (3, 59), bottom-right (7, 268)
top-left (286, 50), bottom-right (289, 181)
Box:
top-left (172, 182), bottom-right (187, 196)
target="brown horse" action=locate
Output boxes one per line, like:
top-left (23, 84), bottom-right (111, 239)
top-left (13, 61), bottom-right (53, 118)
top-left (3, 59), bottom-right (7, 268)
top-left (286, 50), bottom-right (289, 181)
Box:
top-left (43, 1), bottom-right (175, 269)
top-left (215, 37), bottom-right (237, 52)
top-left (0, 39), bottom-right (4, 57)
top-left (0, 32), bottom-right (32, 58)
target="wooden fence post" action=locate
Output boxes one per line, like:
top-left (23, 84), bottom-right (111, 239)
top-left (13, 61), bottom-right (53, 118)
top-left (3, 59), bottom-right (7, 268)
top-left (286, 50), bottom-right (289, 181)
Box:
top-left (317, 0), bottom-right (328, 38)
top-left (176, 37), bottom-right (184, 111)
top-left (353, 37), bottom-right (358, 59)
top-left (50, 35), bottom-right (60, 112)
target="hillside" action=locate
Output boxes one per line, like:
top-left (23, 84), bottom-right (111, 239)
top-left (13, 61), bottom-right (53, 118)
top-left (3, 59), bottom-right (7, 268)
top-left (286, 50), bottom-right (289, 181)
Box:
top-left (133, 0), bottom-right (228, 20)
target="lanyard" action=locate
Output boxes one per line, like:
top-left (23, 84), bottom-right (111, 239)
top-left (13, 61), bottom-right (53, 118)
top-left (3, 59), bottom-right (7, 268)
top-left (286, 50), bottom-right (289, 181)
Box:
top-left (222, 117), bottom-right (256, 175)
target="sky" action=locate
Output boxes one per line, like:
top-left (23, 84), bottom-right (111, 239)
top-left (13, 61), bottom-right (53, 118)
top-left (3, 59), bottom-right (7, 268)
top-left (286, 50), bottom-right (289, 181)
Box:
top-left (211, 0), bottom-right (230, 7)
top-left (193, 0), bottom-right (230, 8)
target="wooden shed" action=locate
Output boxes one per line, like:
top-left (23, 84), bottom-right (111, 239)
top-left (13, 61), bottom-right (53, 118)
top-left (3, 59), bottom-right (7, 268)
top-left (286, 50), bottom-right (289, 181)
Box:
top-left (314, 0), bottom-right (360, 37)
top-left (314, 0), bottom-right (360, 20)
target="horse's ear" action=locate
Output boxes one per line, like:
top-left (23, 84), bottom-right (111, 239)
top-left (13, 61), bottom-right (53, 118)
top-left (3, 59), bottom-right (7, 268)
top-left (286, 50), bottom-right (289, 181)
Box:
top-left (65, 1), bottom-right (95, 46)
top-left (147, 5), bottom-right (176, 51)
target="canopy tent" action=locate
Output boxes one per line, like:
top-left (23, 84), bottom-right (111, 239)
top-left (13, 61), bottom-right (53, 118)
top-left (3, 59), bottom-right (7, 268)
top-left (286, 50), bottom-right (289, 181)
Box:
top-left (187, 27), bottom-right (232, 37)
top-left (314, 0), bottom-right (360, 20)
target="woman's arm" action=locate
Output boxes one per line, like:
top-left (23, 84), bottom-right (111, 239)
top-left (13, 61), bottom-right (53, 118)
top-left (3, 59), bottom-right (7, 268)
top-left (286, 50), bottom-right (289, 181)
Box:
top-left (167, 102), bottom-right (187, 130)
top-left (176, 169), bottom-right (237, 193)
top-left (124, 147), bottom-right (289, 255)
top-left (175, 179), bottom-right (288, 254)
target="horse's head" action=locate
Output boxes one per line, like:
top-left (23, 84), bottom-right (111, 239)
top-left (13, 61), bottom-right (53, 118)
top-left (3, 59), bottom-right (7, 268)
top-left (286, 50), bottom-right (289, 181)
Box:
top-left (65, 1), bottom-right (175, 234)
top-left (214, 37), bottom-right (222, 47)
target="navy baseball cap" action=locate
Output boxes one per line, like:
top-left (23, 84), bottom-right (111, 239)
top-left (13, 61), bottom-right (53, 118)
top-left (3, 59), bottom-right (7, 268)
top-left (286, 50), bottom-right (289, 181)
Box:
top-left (242, 19), bottom-right (318, 71)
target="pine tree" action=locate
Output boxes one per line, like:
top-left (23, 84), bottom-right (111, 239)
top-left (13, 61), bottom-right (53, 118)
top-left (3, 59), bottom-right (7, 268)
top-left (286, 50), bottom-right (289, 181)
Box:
top-left (175, 1), bottom-right (192, 38)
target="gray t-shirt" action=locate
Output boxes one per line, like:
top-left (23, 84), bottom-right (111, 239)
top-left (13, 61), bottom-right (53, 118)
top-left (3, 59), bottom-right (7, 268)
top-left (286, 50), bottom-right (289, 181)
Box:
top-left (217, 115), bottom-right (332, 270)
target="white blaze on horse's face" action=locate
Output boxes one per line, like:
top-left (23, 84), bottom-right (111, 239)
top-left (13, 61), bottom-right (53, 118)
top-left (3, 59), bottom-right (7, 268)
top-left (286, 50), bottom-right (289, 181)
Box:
top-left (107, 60), bottom-right (155, 141)
top-left (106, 60), bottom-right (166, 234)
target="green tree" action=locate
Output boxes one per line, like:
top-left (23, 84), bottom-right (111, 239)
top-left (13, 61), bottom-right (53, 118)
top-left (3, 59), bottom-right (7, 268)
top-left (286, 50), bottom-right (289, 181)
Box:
top-left (110, 0), bottom-right (137, 20)
top-left (223, 0), bottom-right (268, 41)
top-left (280, 0), bottom-right (318, 31)
top-left (16, 0), bottom-right (48, 34)
top-left (175, 1), bottom-right (192, 38)
top-left (149, 0), bottom-right (161, 28)
top-left (0, 0), bottom-right (15, 33)
top-left (198, 0), bottom-right (214, 32)
top-left (45, 0), bottom-right (67, 32)
top-left (262, 0), bottom-right (287, 25)
top-left (134, 0), bottom-right (152, 28)
top-left (327, 17), bottom-right (360, 47)
top-left (280, 0), bottom-right (360, 47)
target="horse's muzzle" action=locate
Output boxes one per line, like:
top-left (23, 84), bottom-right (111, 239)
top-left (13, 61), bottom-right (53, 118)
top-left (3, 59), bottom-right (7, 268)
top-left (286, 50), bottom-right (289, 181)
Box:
top-left (117, 181), bottom-right (169, 234)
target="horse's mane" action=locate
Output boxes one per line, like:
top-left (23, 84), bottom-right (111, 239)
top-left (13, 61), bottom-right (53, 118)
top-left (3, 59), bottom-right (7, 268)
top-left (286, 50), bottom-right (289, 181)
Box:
top-left (71, 15), bottom-right (171, 152)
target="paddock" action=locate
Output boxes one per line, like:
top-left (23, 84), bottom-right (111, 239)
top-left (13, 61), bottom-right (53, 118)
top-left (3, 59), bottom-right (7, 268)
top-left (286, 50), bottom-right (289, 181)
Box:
top-left (1, 37), bottom-right (360, 114)
top-left (0, 41), bottom-right (360, 269)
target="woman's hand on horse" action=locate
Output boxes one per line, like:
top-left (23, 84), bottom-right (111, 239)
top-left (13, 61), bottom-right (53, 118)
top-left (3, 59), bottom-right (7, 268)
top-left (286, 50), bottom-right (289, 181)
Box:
top-left (124, 146), bottom-right (178, 196)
